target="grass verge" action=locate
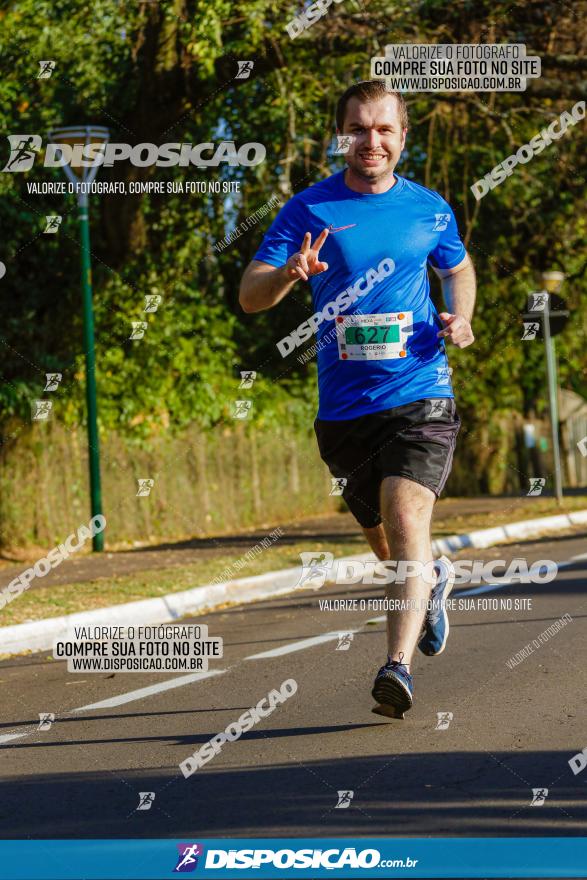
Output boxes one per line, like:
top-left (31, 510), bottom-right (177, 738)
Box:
top-left (0, 538), bottom-right (363, 626)
top-left (1, 497), bottom-right (585, 627)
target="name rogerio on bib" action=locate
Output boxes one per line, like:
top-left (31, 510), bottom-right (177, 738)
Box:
top-left (277, 257), bottom-right (395, 357)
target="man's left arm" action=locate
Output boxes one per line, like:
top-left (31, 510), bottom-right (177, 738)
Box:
top-left (432, 254), bottom-right (476, 348)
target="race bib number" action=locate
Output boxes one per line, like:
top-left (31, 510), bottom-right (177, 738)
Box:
top-left (336, 312), bottom-right (413, 361)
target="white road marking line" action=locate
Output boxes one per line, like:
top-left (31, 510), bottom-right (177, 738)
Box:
top-left (244, 630), bottom-right (360, 660)
top-left (0, 732), bottom-right (29, 744)
top-left (72, 669), bottom-right (226, 713)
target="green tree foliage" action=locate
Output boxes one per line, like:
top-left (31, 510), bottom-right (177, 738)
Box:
top-left (0, 0), bottom-right (585, 469)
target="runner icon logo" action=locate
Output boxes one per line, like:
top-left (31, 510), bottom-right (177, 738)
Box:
top-left (530, 788), bottom-right (548, 806)
top-left (522, 321), bottom-right (540, 340)
top-left (2, 135), bottom-right (42, 172)
top-left (44, 215), bottom-right (62, 233)
top-left (38, 713), bottom-right (55, 731)
top-left (333, 135), bottom-right (355, 154)
top-left (32, 400), bottom-right (52, 421)
top-left (136, 792), bottom-right (156, 811)
top-left (129, 321), bottom-right (148, 340)
top-left (174, 844), bottom-right (204, 873)
top-left (527, 477), bottom-right (546, 496)
top-left (239, 371), bottom-right (257, 389)
top-left (427, 399), bottom-right (449, 419)
top-left (232, 400), bottom-right (252, 419)
top-left (38, 60), bottom-right (56, 78)
top-left (528, 292), bottom-right (548, 312)
top-left (433, 213), bottom-right (451, 231)
top-left (297, 552), bottom-right (334, 589)
top-left (144, 294), bottom-right (162, 313)
top-left (435, 711), bottom-right (453, 730)
top-left (44, 373), bottom-right (62, 391)
top-left (235, 61), bottom-right (254, 79)
top-left (335, 790), bottom-right (354, 808)
top-left (336, 632), bottom-right (354, 651)
top-left (330, 477), bottom-right (347, 495)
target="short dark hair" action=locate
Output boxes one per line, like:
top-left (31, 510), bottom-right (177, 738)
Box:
top-left (336, 80), bottom-right (409, 132)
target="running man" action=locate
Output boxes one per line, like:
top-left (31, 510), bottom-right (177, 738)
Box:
top-left (239, 80), bottom-right (476, 718)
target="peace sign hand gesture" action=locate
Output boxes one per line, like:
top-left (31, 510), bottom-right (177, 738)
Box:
top-left (285, 228), bottom-right (329, 282)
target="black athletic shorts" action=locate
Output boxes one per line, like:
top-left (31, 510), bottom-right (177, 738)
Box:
top-left (314, 397), bottom-right (461, 529)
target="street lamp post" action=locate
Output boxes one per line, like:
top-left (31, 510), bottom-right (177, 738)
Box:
top-left (47, 125), bottom-right (110, 551)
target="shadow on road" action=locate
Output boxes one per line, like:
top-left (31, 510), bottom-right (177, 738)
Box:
top-left (1, 749), bottom-right (585, 838)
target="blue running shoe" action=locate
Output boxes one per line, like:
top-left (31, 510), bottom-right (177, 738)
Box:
top-left (371, 653), bottom-right (413, 719)
top-left (418, 555), bottom-right (455, 656)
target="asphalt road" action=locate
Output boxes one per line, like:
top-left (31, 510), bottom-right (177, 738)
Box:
top-left (1, 531), bottom-right (586, 840)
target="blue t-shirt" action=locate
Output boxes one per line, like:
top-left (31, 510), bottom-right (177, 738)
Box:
top-left (254, 170), bottom-right (467, 420)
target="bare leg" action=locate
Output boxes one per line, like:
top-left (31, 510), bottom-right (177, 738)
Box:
top-left (379, 476), bottom-right (436, 669)
top-left (361, 523), bottom-right (390, 561)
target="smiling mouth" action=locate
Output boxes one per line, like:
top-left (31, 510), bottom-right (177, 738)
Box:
top-left (359, 153), bottom-right (387, 161)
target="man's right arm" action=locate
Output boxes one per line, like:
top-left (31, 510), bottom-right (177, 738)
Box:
top-left (239, 228), bottom-right (330, 314)
top-left (239, 261), bottom-right (298, 314)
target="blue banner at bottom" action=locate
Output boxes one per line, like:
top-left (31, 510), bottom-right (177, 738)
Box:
top-left (0, 838), bottom-right (585, 879)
